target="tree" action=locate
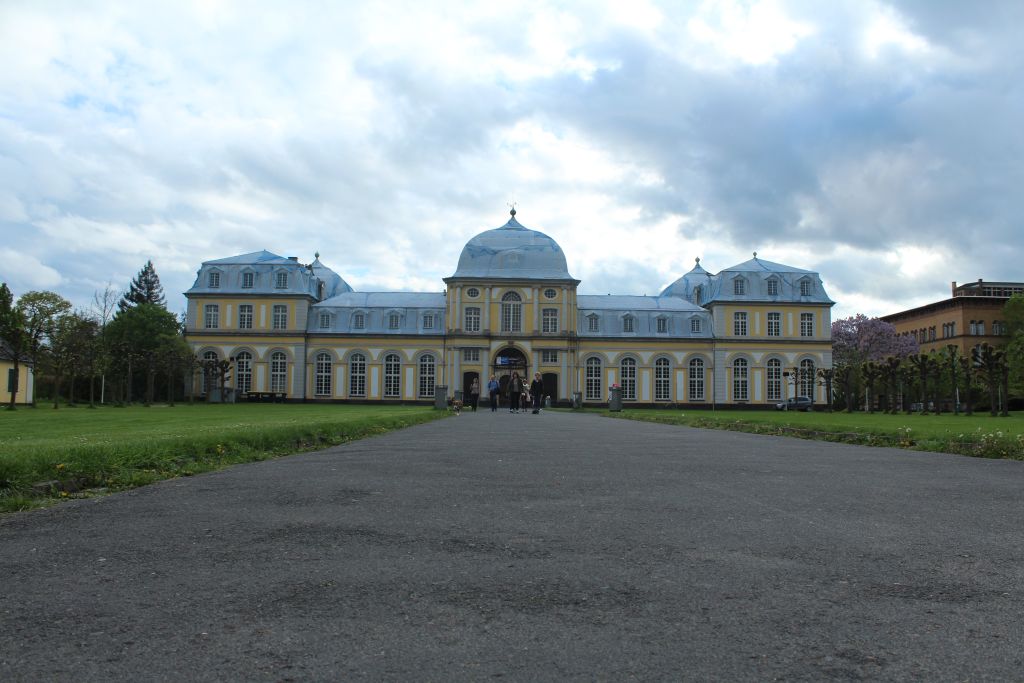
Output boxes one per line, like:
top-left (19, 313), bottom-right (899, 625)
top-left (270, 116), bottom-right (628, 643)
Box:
top-left (105, 304), bottom-right (182, 405)
top-left (860, 361), bottom-right (883, 413)
top-left (17, 290), bottom-right (72, 404)
top-left (832, 314), bottom-right (919, 366)
top-left (833, 364), bottom-right (856, 412)
top-left (118, 260), bottom-right (166, 312)
top-left (881, 356), bottom-right (902, 414)
top-left (816, 368), bottom-right (835, 412)
top-left (908, 354), bottom-right (932, 414)
top-left (0, 283), bottom-right (29, 409)
top-left (972, 343), bottom-right (1006, 417)
top-left (958, 356), bottom-right (975, 416)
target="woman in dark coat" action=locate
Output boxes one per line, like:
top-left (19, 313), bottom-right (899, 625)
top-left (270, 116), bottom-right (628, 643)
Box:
top-left (508, 372), bottom-right (523, 413)
top-left (529, 372), bottom-right (544, 413)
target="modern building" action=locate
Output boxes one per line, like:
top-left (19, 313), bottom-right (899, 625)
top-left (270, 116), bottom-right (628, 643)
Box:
top-left (881, 279), bottom-right (1021, 355)
top-left (183, 210), bottom-right (835, 406)
top-left (1, 341), bottom-right (33, 405)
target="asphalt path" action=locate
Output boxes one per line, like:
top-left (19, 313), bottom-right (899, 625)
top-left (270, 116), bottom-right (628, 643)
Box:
top-left (2, 410), bottom-right (1023, 681)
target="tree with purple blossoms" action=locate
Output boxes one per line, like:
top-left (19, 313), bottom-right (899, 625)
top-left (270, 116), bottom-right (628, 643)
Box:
top-left (831, 314), bottom-right (918, 411)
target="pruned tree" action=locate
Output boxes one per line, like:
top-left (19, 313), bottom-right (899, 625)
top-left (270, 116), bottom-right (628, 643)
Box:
top-left (860, 361), bottom-right (883, 413)
top-left (816, 367), bottom-right (835, 412)
top-left (972, 343), bottom-right (1005, 417)
top-left (118, 260), bottom-right (166, 312)
top-left (908, 353), bottom-right (932, 414)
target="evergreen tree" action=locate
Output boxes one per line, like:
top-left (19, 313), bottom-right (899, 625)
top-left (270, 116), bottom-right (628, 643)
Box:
top-left (119, 260), bottom-right (166, 311)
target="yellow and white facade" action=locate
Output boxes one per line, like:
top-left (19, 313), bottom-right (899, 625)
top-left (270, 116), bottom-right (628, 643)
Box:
top-left (184, 211), bottom-right (834, 406)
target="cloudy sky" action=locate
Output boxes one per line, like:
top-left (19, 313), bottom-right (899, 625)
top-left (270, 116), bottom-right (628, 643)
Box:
top-left (1, 0), bottom-right (1021, 320)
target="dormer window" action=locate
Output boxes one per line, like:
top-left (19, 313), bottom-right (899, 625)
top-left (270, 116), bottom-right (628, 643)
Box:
top-left (690, 317), bottom-right (702, 333)
top-left (208, 271), bottom-right (221, 288)
top-left (733, 278), bottom-right (746, 296)
top-left (622, 316), bottom-right (635, 333)
top-left (800, 279), bottom-right (812, 296)
top-left (353, 312), bottom-right (365, 330)
top-left (275, 271), bottom-right (288, 289)
top-left (318, 312), bottom-right (332, 330)
top-left (388, 312), bottom-right (401, 330)
top-left (587, 314), bottom-right (600, 332)
top-left (693, 286), bottom-right (702, 305)
top-left (423, 313), bottom-right (435, 330)
top-left (766, 278), bottom-right (779, 296)
top-left (241, 271), bottom-right (255, 289)
top-left (656, 317), bottom-right (668, 334)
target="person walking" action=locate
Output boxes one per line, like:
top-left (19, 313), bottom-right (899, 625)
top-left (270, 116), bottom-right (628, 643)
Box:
top-left (508, 372), bottom-right (523, 413)
top-left (469, 378), bottom-right (480, 412)
top-left (487, 375), bottom-right (500, 412)
top-left (529, 372), bottom-right (544, 414)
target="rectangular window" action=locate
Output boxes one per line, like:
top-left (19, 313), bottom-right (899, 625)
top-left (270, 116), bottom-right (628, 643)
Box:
top-left (767, 279), bottom-right (778, 296)
top-left (465, 307), bottom-right (480, 332)
top-left (7, 368), bottom-right (15, 393)
top-left (389, 313), bottom-right (401, 329)
top-left (319, 312), bottom-right (331, 329)
top-left (929, 326), bottom-right (937, 341)
top-left (768, 312), bottom-right (781, 337)
top-left (690, 318), bottom-right (701, 333)
top-left (733, 312), bottom-right (748, 336)
top-left (688, 361), bottom-right (705, 401)
top-left (656, 317), bottom-right (667, 333)
top-left (541, 349), bottom-right (558, 364)
top-left (272, 304), bottom-right (287, 330)
top-left (275, 271), bottom-right (288, 289)
top-left (270, 354), bottom-right (287, 393)
top-left (418, 357), bottom-right (435, 398)
top-left (587, 315), bottom-right (599, 332)
top-left (242, 272), bottom-right (254, 288)
top-left (800, 313), bottom-right (814, 337)
top-left (353, 313), bottom-right (365, 330)
top-left (208, 271), bottom-right (220, 288)
top-left (238, 304), bottom-right (253, 329)
top-left (463, 348), bottom-right (480, 362)
top-left (585, 360), bottom-right (602, 401)
top-left (423, 313), bottom-right (435, 330)
top-left (654, 360), bottom-right (670, 401)
top-left (734, 279), bottom-right (745, 295)
top-left (976, 321), bottom-right (984, 335)
top-left (767, 362), bottom-right (782, 401)
top-left (542, 308), bottom-right (558, 333)
top-left (204, 304), bottom-right (219, 329)
top-left (800, 280), bottom-right (812, 296)
top-left (623, 317), bottom-right (634, 333)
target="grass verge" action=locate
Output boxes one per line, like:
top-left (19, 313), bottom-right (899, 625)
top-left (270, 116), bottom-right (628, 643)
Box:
top-left (0, 404), bottom-right (445, 513)
top-left (600, 408), bottom-right (1024, 460)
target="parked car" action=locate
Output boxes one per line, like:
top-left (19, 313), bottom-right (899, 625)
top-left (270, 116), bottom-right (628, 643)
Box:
top-left (775, 396), bottom-right (813, 411)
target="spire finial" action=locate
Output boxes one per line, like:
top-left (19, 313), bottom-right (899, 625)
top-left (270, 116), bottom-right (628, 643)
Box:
top-left (315, 251), bottom-right (320, 259)
top-left (695, 257), bottom-right (700, 265)
top-left (753, 251), bottom-right (758, 259)
top-left (508, 200), bottom-right (517, 218)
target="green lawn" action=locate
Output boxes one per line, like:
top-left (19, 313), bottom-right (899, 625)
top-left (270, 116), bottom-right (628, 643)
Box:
top-left (605, 408), bottom-right (1024, 459)
top-left (0, 403), bottom-right (443, 512)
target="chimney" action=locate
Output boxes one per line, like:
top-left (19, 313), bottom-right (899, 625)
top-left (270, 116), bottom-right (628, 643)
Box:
top-left (951, 281), bottom-right (957, 295)
top-left (288, 256), bottom-right (298, 261)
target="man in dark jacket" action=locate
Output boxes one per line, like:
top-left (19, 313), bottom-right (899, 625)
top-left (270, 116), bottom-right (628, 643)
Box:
top-left (529, 373), bottom-right (544, 414)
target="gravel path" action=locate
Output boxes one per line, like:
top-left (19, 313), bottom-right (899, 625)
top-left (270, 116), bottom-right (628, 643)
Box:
top-left (2, 410), bottom-right (1023, 681)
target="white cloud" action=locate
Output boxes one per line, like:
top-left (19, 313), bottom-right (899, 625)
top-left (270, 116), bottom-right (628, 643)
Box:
top-left (0, 248), bottom-right (62, 291)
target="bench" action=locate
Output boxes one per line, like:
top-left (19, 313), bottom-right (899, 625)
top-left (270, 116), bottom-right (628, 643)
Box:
top-left (244, 391), bottom-right (288, 403)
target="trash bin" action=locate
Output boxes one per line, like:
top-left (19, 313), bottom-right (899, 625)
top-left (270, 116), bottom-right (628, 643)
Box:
top-left (609, 386), bottom-right (623, 412)
top-left (571, 392), bottom-right (582, 409)
top-left (544, 396), bottom-right (551, 409)
top-left (434, 385), bottom-right (448, 410)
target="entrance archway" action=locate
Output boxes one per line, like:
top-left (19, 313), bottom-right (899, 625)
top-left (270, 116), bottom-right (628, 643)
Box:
top-left (493, 346), bottom-right (528, 399)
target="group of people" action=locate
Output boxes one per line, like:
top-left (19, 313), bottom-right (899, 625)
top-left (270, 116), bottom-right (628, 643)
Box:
top-left (466, 373), bottom-right (545, 413)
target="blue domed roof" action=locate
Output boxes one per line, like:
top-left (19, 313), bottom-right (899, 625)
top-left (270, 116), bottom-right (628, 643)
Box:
top-left (660, 258), bottom-right (712, 302)
top-left (451, 211), bottom-right (575, 280)
top-left (311, 256), bottom-right (353, 298)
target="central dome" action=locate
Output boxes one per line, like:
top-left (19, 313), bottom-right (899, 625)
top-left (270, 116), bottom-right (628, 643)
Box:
top-left (451, 211), bottom-right (574, 280)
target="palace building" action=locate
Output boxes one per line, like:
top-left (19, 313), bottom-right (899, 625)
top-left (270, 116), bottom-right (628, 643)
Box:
top-left (183, 210), bottom-right (835, 406)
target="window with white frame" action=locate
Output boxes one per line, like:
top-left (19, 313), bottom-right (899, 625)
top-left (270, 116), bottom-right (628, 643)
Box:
top-left (542, 308), bottom-right (558, 333)
top-left (623, 316), bottom-right (635, 333)
top-left (465, 307), bottom-right (480, 332)
top-left (319, 312), bottom-right (331, 329)
top-left (544, 288), bottom-right (557, 299)
top-left (587, 314), bottom-right (599, 332)
top-left (418, 355), bottom-right (436, 398)
top-left (768, 312), bottom-right (781, 337)
top-left (767, 278), bottom-right (779, 296)
top-left (501, 292), bottom-right (521, 332)
top-left (238, 304), bottom-right (253, 329)
top-left (656, 317), bottom-right (668, 333)
top-left (422, 313), bottom-right (435, 330)
top-left (202, 350), bottom-right (218, 394)
top-left (352, 312), bottom-right (365, 330)
top-left (463, 348), bottom-right (480, 362)
top-left (655, 357), bottom-right (671, 401)
top-left (270, 351), bottom-right (287, 393)
top-left (349, 353), bottom-right (367, 397)
top-left (204, 304), bottom-right (219, 329)
top-left (275, 271), bottom-right (288, 289)
top-left (208, 271), bottom-right (221, 288)
top-left (800, 279), bottom-right (812, 296)
top-left (734, 278), bottom-right (746, 295)
top-left (690, 317), bottom-right (701, 333)
top-left (733, 312), bottom-right (748, 336)
top-left (800, 312), bottom-right (814, 337)
top-left (621, 357), bottom-right (637, 400)
top-left (767, 358), bottom-right (782, 400)
top-left (235, 351), bottom-right (253, 394)
top-left (585, 357), bottom-right (602, 401)
top-left (977, 321), bottom-right (986, 335)
top-left (466, 287), bottom-right (479, 298)
top-left (272, 304), bottom-right (287, 330)
top-left (733, 358), bottom-right (749, 401)
top-left (541, 349), bottom-right (558, 364)
top-left (799, 359), bottom-right (815, 398)
top-left (688, 358), bottom-right (705, 400)
top-left (388, 312), bottom-right (401, 330)
top-left (315, 353), bottom-right (332, 396)
top-left (384, 353), bottom-right (401, 397)
top-left (241, 271), bottom-right (254, 289)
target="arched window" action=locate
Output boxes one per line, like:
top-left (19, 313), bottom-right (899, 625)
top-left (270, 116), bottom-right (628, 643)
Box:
top-left (800, 359), bottom-right (816, 399)
top-left (270, 352), bottom-right (287, 393)
top-left (202, 350), bottom-right (218, 394)
top-left (418, 355), bottom-right (436, 398)
top-left (655, 358), bottom-right (671, 401)
top-left (349, 353), bottom-right (366, 397)
top-left (585, 357), bottom-right (602, 401)
top-left (733, 358), bottom-right (748, 401)
top-left (315, 352), bottom-right (332, 396)
top-left (620, 358), bottom-right (637, 400)
top-left (235, 351), bottom-right (252, 394)
top-left (767, 358), bottom-right (782, 401)
top-left (688, 358), bottom-right (705, 401)
top-left (384, 353), bottom-right (401, 398)
top-left (501, 291), bottom-right (522, 332)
